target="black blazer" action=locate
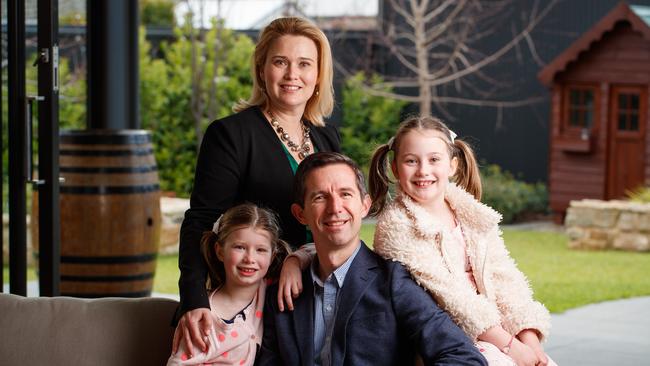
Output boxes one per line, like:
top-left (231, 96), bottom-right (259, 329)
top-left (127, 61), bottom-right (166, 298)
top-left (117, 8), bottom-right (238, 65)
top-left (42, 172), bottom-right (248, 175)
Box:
top-left (178, 106), bottom-right (340, 315)
top-left (256, 244), bottom-right (488, 366)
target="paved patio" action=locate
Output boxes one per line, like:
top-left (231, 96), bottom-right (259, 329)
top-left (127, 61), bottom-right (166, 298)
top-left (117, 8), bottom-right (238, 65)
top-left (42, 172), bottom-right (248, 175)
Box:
top-left (545, 296), bottom-right (650, 365)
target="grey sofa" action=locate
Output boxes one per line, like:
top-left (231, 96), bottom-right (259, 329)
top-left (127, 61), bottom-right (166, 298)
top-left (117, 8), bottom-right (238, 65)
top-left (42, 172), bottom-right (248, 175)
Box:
top-left (0, 293), bottom-right (178, 365)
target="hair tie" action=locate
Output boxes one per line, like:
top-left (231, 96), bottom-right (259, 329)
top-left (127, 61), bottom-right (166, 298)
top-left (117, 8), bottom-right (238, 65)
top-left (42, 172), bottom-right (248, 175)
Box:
top-left (449, 130), bottom-right (457, 143)
top-left (387, 136), bottom-right (395, 150)
top-left (212, 215), bottom-right (223, 235)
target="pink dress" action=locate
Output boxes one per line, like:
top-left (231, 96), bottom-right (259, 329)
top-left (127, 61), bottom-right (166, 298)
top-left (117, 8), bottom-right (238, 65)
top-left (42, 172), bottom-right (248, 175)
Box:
top-left (444, 223), bottom-right (557, 366)
top-left (167, 282), bottom-right (266, 366)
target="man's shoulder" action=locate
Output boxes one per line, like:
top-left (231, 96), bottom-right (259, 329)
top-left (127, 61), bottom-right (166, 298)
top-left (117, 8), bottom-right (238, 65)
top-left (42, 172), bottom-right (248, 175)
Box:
top-left (353, 244), bottom-right (415, 284)
top-left (381, 257), bottom-right (420, 286)
top-left (363, 252), bottom-right (432, 302)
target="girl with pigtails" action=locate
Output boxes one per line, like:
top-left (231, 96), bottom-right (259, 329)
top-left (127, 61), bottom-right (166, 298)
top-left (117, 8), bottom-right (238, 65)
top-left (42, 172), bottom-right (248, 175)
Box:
top-left (169, 203), bottom-right (290, 365)
top-left (367, 115), bottom-right (557, 366)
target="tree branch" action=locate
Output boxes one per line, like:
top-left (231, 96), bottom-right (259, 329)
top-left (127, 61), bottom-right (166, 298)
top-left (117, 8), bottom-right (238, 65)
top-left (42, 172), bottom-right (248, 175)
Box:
top-left (389, 0), bottom-right (416, 27)
top-left (425, 0), bottom-right (558, 86)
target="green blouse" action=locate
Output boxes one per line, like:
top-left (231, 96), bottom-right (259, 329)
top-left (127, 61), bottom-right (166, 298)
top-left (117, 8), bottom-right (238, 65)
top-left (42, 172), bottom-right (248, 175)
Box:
top-left (281, 145), bottom-right (314, 244)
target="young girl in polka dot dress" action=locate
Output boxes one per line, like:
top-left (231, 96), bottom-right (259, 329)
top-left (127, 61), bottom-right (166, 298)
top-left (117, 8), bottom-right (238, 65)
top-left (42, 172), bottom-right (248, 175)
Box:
top-left (168, 203), bottom-right (289, 366)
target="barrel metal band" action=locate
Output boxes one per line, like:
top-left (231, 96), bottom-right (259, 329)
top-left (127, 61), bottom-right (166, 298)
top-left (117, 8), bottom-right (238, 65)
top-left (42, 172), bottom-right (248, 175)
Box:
top-left (61, 273), bottom-right (154, 282)
top-left (60, 165), bottom-right (158, 173)
top-left (60, 133), bottom-right (152, 145)
top-left (61, 253), bottom-right (157, 264)
top-left (60, 148), bottom-right (153, 156)
top-left (60, 184), bottom-right (160, 194)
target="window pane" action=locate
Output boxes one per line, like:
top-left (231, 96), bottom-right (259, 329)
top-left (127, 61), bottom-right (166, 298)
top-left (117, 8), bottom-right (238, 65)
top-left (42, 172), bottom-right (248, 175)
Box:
top-left (618, 113), bottom-right (627, 130)
top-left (570, 90), bottom-right (580, 106)
top-left (630, 113), bottom-right (639, 131)
top-left (619, 94), bottom-right (628, 109)
top-left (631, 94), bottom-right (639, 110)
top-left (567, 88), bottom-right (596, 129)
top-left (584, 108), bottom-right (593, 127)
top-left (570, 110), bottom-right (581, 126)
top-left (584, 90), bottom-right (594, 108)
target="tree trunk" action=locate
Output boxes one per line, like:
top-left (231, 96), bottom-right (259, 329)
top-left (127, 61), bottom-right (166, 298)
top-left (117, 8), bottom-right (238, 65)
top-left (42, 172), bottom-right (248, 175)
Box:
top-left (413, 0), bottom-right (431, 116)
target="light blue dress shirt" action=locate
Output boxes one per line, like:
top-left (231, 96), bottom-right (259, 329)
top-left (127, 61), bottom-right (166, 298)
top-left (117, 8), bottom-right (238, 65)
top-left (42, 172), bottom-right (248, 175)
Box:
top-left (310, 244), bottom-right (361, 366)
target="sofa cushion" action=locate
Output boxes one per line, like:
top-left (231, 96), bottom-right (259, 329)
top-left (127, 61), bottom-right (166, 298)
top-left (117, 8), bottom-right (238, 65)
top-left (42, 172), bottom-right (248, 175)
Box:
top-left (0, 293), bottom-right (178, 366)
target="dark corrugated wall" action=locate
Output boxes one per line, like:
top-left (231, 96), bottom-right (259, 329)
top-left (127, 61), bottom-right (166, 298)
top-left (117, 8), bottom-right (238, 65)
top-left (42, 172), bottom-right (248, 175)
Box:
top-left (379, 0), bottom-right (650, 182)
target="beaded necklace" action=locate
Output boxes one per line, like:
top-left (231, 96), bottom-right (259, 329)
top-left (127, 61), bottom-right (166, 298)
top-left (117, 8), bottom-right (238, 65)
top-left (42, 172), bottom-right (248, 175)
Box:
top-left (268, 111), bottom-right (312, 160)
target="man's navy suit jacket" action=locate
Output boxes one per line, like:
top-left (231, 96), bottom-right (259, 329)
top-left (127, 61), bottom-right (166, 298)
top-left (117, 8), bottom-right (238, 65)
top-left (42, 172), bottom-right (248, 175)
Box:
top-left (255, 243), bottom-right (487, 366)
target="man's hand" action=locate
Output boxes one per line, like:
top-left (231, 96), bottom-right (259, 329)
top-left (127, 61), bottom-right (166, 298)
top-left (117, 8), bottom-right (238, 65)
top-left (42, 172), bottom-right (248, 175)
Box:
top-left (172, 308), bottom-right (212, 357)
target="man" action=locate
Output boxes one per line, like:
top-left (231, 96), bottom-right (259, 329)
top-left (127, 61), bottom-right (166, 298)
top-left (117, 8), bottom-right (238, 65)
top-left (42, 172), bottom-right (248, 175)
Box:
top-left (255, 152), bottom-right (487, 366)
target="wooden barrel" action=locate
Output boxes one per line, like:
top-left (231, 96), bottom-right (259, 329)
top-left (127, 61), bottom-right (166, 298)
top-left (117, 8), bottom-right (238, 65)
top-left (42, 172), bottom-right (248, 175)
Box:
top-left (59, 130), bottom-right (161, 297)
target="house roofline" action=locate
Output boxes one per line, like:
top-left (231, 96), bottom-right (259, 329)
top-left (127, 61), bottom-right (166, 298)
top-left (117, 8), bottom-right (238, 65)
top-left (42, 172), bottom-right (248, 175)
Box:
top-left (537, 1), bottom-right (650, 86)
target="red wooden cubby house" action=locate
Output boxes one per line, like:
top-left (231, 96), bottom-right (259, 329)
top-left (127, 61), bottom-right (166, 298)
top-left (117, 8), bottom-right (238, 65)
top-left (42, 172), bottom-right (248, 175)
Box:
top-left (538, 2), bottom-right (650, 221)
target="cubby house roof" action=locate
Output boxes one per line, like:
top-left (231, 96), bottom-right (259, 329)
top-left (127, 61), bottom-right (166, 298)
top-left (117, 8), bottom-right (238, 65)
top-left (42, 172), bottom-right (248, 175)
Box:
top-left (538, 2), bottom-right (650, 86)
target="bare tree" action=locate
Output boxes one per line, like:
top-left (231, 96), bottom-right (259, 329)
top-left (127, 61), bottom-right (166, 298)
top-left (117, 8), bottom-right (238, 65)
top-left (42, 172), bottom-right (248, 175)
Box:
top-left (345, 0), bottom-right (559, 118)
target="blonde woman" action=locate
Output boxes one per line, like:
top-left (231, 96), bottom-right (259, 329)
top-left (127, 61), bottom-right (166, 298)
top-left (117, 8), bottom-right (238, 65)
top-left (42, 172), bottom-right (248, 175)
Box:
top-left (174, 17), bottom-right (340, 355)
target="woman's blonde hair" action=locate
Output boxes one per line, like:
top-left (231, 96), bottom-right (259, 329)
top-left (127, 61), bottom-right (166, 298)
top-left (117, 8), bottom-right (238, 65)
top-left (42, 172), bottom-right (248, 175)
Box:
top-left (201, 203), bottom-right (290, 291)
top-left (233, 17), bottom-right (334, 126)
top-left (368, 115), bottom-right (482, 216)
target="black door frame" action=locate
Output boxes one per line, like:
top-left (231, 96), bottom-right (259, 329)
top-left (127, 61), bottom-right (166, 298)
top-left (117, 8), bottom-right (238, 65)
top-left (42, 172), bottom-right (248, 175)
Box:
top-left (4, 0), bottom-right (60, 296)
top-left (36, 0), bottom-right (61, 296)
top-left (7, 0), bottom-right (29, 296)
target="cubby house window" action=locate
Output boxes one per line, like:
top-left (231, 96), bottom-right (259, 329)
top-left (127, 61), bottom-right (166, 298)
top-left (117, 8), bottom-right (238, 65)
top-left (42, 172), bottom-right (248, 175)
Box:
top-left (558, 85), bottom-right (598, 152)
top-left (617, 92), bottom-right (640, 131)
top-left (567, 88), bottom-right (594, 129)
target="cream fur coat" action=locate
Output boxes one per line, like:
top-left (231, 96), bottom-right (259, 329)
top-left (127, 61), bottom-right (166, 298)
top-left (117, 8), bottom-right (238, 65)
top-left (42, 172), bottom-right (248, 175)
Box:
top-left (373, 183), bottom-right (550, 341)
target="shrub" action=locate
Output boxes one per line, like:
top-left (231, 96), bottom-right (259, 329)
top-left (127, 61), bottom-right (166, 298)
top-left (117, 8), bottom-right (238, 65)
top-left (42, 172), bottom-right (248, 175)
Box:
top-left (139, 23), bottom-right (254, 197)
top-left (480, 164), bottom-right (548, 224)
top-left (340, 72), bottom-right (407, 173)
top-left (141, 0), bottom-right (175, 27)
top-left (626, 186), bottom-right (650, 203)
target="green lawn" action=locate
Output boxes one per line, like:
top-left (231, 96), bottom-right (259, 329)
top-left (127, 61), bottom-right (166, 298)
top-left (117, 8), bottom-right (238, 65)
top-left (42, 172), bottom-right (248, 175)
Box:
top-left (153, 254), bottom-right (183, 294)
top-left (364, 224), bottom-right (650, 313)
top-left (152, 224), bottom-right (650, 313)
top-left (503, 230), bottom-right (650, 313)
top-left (150, 223), bottom-right (379, 295)
top-left (7, 224), bottom-right (650, 314)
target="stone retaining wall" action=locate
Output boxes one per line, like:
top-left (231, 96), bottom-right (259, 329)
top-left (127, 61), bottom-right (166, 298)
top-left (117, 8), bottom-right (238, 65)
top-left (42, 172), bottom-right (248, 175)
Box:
top-left (159, 197), bottom-right (189, 254)
top-left (565, 199), bottom-right (650, 251)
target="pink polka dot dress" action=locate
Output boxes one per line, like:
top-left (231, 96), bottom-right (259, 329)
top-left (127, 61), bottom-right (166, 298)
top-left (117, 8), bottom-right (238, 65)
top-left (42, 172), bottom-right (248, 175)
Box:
top-left (167, 282), bottom-right (265, 366)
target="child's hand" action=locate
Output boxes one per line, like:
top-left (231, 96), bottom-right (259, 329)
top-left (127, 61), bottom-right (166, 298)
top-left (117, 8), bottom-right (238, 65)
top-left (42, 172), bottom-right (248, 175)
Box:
top-left (518, 329), bottom-right (548, 366)
top-left (172, 308), bottom-right (212, 356)
top-left (507, 338), bottom-right (539, 366)
top-left (277, 256), bottom-right (303, 311)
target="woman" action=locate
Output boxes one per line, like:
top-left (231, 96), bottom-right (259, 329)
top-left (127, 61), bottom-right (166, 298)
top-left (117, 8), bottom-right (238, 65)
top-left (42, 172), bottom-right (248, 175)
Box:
top-left (173, 17), bottom-right (340, 356)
